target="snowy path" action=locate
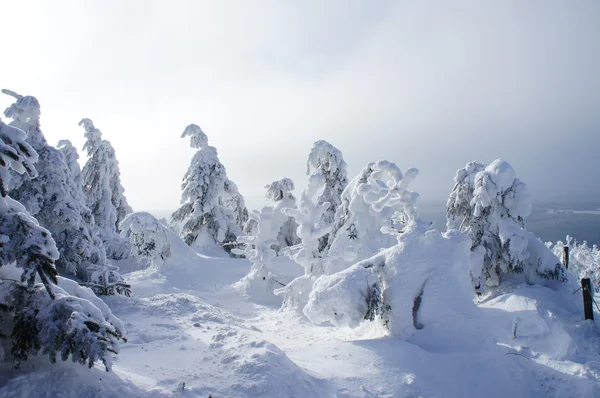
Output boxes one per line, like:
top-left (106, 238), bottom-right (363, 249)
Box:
top-left (3, 255), bottom-right (600, 397)
top-left (98, 256), bottom-right (599, 397)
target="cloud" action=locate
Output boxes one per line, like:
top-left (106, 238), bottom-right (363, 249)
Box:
top-left (1, 0), bottom-right (599, 211)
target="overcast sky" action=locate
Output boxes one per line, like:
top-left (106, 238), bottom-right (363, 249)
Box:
top-left (2, 1), bottom-right (599, 212)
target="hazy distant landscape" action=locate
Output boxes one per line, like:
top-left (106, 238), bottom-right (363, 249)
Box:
top-left (419, 201), bottom-right (600, 246)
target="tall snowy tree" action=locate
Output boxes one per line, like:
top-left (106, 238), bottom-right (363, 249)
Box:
top-left (0, 118), bottom-right (125, 370)
top-left (2, 90), bottom-right (128, 292)
top-left (265, 177), bottom-right (300, 253)
top-left (170, 124), bottom-right (244, 254)
top-left (275, 173), bottom-right (334, 311)
top-left (326, 161), bottom-right (420, 274)
top-left (447, 159), bottom-right (566, 293)
top-left (80, 118), bottom-right (132, 233)
top-left (305, 140), bottom-right (348, 252)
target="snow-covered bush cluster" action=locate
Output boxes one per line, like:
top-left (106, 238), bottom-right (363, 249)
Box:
top-left (232, 206), bottom-right (284, 304)
top-left (549, 236), bottom-right (600, 291)
top-left (120, 212), bottom-right (172, 266)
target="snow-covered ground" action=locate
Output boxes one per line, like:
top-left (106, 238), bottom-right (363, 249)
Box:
top-left (2, 242), bottom-right (600, 397)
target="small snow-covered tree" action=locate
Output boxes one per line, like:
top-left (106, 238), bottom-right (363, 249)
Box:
top-left (0, 118), bottom-right (125, 370)
top-left (447, 159), bottom-right (566, 293)
top-left (3, 90), bottom-right (127, 290)
top-left (120, 212), bottom-right (172, 266)
top-left (232, 206), bottom-right (284, 304)
top-left (80, 118), bottom-right (132, 260)
top-left (306, 141), bottom-right (348, 252)
top-left (265, 177), bottom-right (300, 253)
top-left (170, 124), bottom-right (243, 254)
top-left (275, 174), bottom-right (333, 311)
top-left (326, 161), bottom-right (419, 274)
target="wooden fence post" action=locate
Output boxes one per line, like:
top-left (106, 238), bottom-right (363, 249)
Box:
top-left (582, 278), bottom-right (594, 321)
top-left (562, 246), bottom-right (569, 269)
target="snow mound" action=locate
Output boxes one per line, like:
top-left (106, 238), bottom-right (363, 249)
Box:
top-left (306, 224), bottom-right (484, 343)
top-left (202, 330), bottom-right (327, 397)
top-left (0, 361), bottom-right (155, 398)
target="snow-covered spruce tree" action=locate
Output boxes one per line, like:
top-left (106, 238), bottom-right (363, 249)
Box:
top-left (447, 159), bottom-right (566, 294)
top-left (275, 174), bottom-right (333, 311)
top-left (120, 212), bottom-right (172, 266)
top-left (306, 140), bottom-right (348, 252)
top-left (265, 177), bottom-right (300, 253)
top-left (325, 161), bottom-right (419, 274)
top-left (80, 118), bottom-right (132, 260)
top-left (2, 90), bottom-right (129, 294)
top-left (232, 206), bottom-right (284, 304)
top-left (170, 124), bottom-right (243, 254)
top-left (57, 140), bottom-right (93, 225)
top-left (0, 118), bottom-right (125, 370)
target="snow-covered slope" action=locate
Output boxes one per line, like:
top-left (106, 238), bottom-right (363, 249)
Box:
top-left (2, 230), bottom-right (600, 397)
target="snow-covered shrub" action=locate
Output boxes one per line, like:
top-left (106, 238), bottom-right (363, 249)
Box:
top-left (2, 90), bottom-right (126, 288)
top-left (120, 212), bottom-right (172, 266)
top-left (549, 236), bottom-right (600, 291)
top-left (275, 174), bottom-right (334, 311)
top-left (0, 118), bottom-right (125, 370)
top-left (305, 223), bottom-right (481, 341)
top-left (232, 207), bottom-right (284, 304)
top-left (305, 141), bottom-right (348, 252)
top-left (265, 177), bottom-right (300, 253)
top-left (170, 124), bottom-right (244, 255)
top-left (80, 118), bottom-right (132, 259)
top-left (326, 161), bottom-right (419, 274)
top-left (447, 159), bottom-right (566, 294)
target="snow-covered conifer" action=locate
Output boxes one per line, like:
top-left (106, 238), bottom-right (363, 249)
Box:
top-left (3, 90), bottom-right (127, 288)
top-left (170, 124), bottom-right (243, 254)
top-left (57, 140), bottom-right (93, 224)
top-left (121, 212), bottom-right (172, 266)
top-left (275, 174), bottom-right (333, 311)
top-left (265, 177), bottom-right (300, 253)
top-left (326, 161), bottom-right (419, 274)
top-left (80, 118), bottom-right (132, 237)
top-left (232, 206), bottom-right (284, 304)
top-left (447, 159), bottom-right (566, 293)
top-left (0, 118), bottom-right (125, 370)
top-left (305, 141), bottom-right (348, 252)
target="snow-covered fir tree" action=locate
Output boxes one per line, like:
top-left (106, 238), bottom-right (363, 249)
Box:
top-left (80, 118), bottom-right (132, 260)
top-left (265, 177), bottom-right (300, 253)
top-left (305, 140), bottom-right (348, 252)
top-left (326, 161), bottom-right (420, 274)
top-left (232, 206), bottom-right (284, 304)
top-left (121, 212), bottom-right (172, 266)
top-left (170, 124), bottom-right (244, 254)
top-left (2, 90), bottom-right (129, 293)
top-left (57, 140), bottom-right (93, 224)
top-left (447, 159), bottom-right (566, 294)
top-left (275, 173), bottom-right (334, 311)
top-left (0, 118), bottom-right (125, 369)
